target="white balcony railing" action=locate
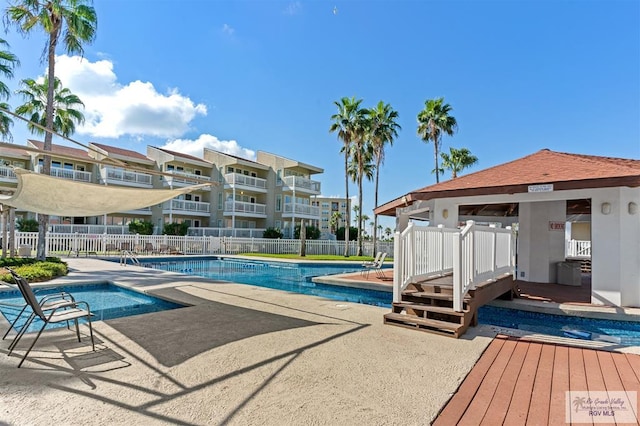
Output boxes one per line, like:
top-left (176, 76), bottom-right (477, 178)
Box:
top-left (283, 202), bottom-right (320, 218)
top-left (566, 239), bottom-right (591, 259)
top-left (102, 166), bottom-right (153, 187)
top-left (224, 173), bottom-right (267, 191)
top-left (164, 171), bottom-right (211, 187)
top-left (224, 200), bottom-right (267, 216)
top-left (163, 199), bottom-right (210, 214)
top-left (37, 165), bottom-right (92, 182)
top-left (0, 165), bottom-right (17, 182)
top-left (187, 227), bottom-right (266, 238)
top-left (282, 175), bottom-right (321, 194)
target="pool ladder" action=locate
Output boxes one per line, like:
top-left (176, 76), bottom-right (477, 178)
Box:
top-left (120, 250), bottom-right (140, 266)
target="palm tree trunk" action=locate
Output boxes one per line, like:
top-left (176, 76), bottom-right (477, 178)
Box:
top-left (434, 138), bottom-right (440, 183)
top-left (37, 31), bottom-right (60, 260)
top-left (357, 172), bottom-right (363, 256)
top-left (343, 150), bottom-right (350, 257)
top-left (373, 158), bottom-right (381, 257)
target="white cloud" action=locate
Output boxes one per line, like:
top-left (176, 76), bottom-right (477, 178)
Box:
top-left (162, 134), bottom-right (256, 161)
top-left (221, 23), bottom-right (235, 36)
top-left (54, 55), bottom-right (207, 138)
top-left (284, 1), bottom-right (302, 15)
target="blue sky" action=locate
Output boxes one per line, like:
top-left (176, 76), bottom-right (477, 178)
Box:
top-left (2, 0), bottom-right (639, 230)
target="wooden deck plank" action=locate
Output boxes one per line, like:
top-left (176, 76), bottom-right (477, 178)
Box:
top-left (549, 345), bottom-right (570, 424)
top-left (502, 341), bottom-right (543, 426)
top-left (611, 352), bottom-right (640, 421)
top-left (596, 351), bottom-right (632, 426)
top-left (480, 340), bottom-right (530, 425)
top-left (526, 342), bottom-right (555, 426)
top-left (457, 338), bottom-right (518, 425)
top-left (432, 337), bottom-right (507, 426)
top-left (567, 346), bottom-right (592, 425)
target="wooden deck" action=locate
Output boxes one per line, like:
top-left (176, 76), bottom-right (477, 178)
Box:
top-left (433, 335), bottom-right (640, 425)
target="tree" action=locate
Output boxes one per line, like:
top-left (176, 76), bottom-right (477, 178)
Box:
top-left (440, 147), bottom-right (478, 179)
top-left (367, 101), bottom-right (400, 255)
top-left (163, 222), bottom-right (188, 236)
top-left (15, 76), bottom-right (85, 137)
top-left (6, 0), bottom-right (97, 260)
top-left (263, 227), bottom-right (283, 239)
top-left (0, 38), bottom-right (19, 140)
top-left (335, 226), bottom-right (357, 242)
top-left (417, 97), bottom-right (457, 184)
top-left (384, 227), bottom-right (392, 240)
top-left (352, 204), bottom-right (359, 226)
top-left (329, 211), bottom-right (342, 234)
top-left (128, 220), bottom-right (153, 235)
top-left (330, 96), bottom-right (364, 257)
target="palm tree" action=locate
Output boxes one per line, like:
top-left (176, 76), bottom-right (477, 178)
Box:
top-left (330, 96), bottom-right (364, 257)
top-left (384, 227), bottom-right (392, 240)
top-left (0, 38), bottom-right (19, 140)
top-left (417, 97), bottom-right (457, 183)
top-left (6, 0), bottom-right (97, 260)
top-left (367, 101), bottom-right (400, 255)
top-left (329, 211), bottom-right (342, 234)
top-left (15, 76), bottom-right (85, 137)
top-left (440, 147), bottom-right (478, 179)
top-left (352, 204), bottom-right (359, 227)
top-left (347, 139), bottom-right (374, 255)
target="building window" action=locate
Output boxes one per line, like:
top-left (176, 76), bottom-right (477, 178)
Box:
top-left (218, 193), bottom-right (223, 210)
top-left (275, 220), bottom-right (281, 229)
top-left (276, 195), bottom-right (282, 212)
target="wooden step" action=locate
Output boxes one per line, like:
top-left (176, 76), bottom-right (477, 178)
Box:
top-left (384, 312), bottom-right (465, 337)
top-left (407, 291), bottom-right (471, 301)
top-left (393, 302), bottom-right (468, 316)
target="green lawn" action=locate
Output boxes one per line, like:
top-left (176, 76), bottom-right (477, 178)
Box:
top-left (239, 253), bottom-right (379, 262)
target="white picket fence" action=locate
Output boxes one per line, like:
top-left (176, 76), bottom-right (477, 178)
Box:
top-left (5, 232), bottom-right (394, 258)
top-left (566, 239), bottom-right (591, 259)
top-left (393, 221), bottom-right (515, 312)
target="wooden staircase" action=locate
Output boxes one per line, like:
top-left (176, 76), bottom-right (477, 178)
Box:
top-left (384, 275), bottom-right (514, 338)
top-left (384, 282), bottom-right (476, 338)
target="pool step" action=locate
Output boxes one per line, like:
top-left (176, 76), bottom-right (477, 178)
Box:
top-left (383, 313), bottom-right (465, 338)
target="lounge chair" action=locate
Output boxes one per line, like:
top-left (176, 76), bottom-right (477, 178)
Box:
top-left (104, 243), bottom-right (118, 255)
top-left (361, 252), bottom-right (384, 272)
top-left (362, 252), bottom-right (387, 278)
top-left (6, 268), bottom-right (95, 368)
top-left (2, 280), bottom-right (75, 344)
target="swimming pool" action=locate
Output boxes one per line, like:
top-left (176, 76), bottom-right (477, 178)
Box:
top-left (0, 283), bottom-right (184, 334)
top-left (142, 257), bottom-right (393, 307)
top-left (478, 305), bottom-right (640, 346)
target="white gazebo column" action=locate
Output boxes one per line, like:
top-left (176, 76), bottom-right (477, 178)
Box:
top-left (517, 200), bottom-right (566, 283)
top-left (591, 187), bottom-right (640, 307)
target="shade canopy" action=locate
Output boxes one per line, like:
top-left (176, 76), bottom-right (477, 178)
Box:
top-left (0, 168), bottom-right (211, 217)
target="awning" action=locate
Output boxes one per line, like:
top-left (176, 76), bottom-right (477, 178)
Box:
top-left (0, 168), bottom-right (211, 217)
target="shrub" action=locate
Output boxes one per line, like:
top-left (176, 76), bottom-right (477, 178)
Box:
top-left (163, 222), bottom-right (189, 236)
top-left (294, 225), bottom-right (320, 240)
top-left (16, 218), bottom-right (39, 232)
top-left (335, 226), bottom-right (358, 241)
top-left (129, 220), bottom-right (154, 235)
top-left (0, 258), bottom-right (68, 283)
top-left (263, 227), bottom-right (283, 239)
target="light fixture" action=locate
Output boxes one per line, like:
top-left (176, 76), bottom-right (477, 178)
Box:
top-left (442, 209), bottom-right (449, 219)
top-left (601, 202), bottom-right (611, 215)
top-left (629, 202), bottom-right (638, 215)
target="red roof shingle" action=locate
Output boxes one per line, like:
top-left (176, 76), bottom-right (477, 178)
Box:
top-left (91, 142), bottom-right (151, 161)
top-left (28, 140), bottom-right (90, 159)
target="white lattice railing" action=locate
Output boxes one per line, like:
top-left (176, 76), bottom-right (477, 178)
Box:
top-left (394, 221), bottom-right (516, 312)
top-left (566, 239), bottom-right (591, 259)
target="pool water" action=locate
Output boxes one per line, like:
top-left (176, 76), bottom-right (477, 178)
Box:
top-left (142, 257), bottom-right (393, 307)
top-left (0, 283), bottom-right (184, 334)
top-left (478, 305), bottom-right (640, 346)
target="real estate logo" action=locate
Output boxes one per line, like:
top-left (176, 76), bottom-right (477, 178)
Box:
top-left (566, 391), bottom-right (637, 423)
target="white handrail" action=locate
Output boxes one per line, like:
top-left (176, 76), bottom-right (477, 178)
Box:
top-left (120, 250), bottom-right (140, 266)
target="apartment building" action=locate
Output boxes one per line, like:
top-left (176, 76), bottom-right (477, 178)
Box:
top-left (312, 196), bottom-right (351, 238)
top-left (2, 140), bottom-right (325, 238)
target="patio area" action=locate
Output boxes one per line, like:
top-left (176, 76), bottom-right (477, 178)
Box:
top-left (0, 258), bottom-right (494, 425)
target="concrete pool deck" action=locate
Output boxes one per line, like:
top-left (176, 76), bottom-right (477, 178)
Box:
top-left (0, 258), bottom-right (496, 425)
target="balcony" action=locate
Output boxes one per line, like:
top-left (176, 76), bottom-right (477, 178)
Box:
top-left (163, 199), bottom-right (210, 215)
top-left (37, 165), bottom-right (92, 183)
top-left (282, 202), bottom-right (320, 219)
top-left (101, 166), bottom-right (153, 188)
top-left (0, 165), bottom-right (17, 183)
top-left (224, 200), bottom-right (267, 218)
top-left (224, 173), bottom-right (267, 193)
top-left (187, 227), bottom-right (266, 238)
top-left (282, 175), bottom-right (321, 195)
top-left (163, 171), bottom-right (211, 188)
